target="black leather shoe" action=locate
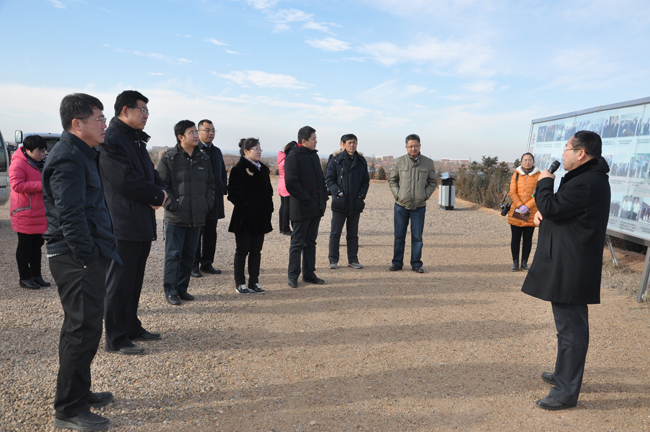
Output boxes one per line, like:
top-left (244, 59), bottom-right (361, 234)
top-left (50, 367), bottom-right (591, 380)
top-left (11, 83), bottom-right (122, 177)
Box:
top-left (178, 292), bottom-right (195, 301)
top-left (388, 265), bottom-right (402, 271)
top-left (412, 267), bottom-right (424, 273)
top-left (19, 279), bottom-right (40, 290)
top-left (107, 343), bottom-right (145, 356)
top-left (32, 276), bottom-right (51, 287)
top-left (87, 391), bottom-right (114, 408)
top-left (511, 260), bottom-right (519, 271)
top-left (55, 410), bottom-right (110, 431)
top-left (130, 331), bottom-right (161, 342)
top-left (200, 265), bottom-right (222, 275)
top-left (541, 372), bottom-right (555, 385)
top-left (166, 295), bottom-right (181, 306)
top-left (521, 260), bottom-right (530, 271)
top-left (535, 396), bottom-right (576, 410)
top-left (282, 231), bottom-right (292, 236)
top-left (190, 268), bottom-right (202, 278)
top-left (303, 276), bottom-right (325, 284)
top-left (288, 278), bottom-right (298, 288)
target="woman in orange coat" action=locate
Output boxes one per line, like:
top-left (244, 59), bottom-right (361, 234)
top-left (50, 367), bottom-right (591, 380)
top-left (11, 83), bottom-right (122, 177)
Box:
top-left (508, 152), bottom-right (540, 271)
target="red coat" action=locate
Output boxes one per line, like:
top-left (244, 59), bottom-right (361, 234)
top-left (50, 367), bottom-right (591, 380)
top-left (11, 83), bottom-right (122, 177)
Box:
top-left (277, 150), bottom-right (289, 197)
top-left (9, 149), bottom-right (47, 234)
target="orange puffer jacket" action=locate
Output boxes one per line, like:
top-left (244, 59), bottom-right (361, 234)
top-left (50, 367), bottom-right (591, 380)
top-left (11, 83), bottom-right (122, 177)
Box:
top-left (508, 166), bottom-right (540, 227)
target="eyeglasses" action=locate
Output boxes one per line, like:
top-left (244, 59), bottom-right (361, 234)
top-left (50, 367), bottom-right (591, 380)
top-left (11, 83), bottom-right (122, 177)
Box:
top-left (250, 146), bottom-right (262, 152)
top-left (199, 128), bottom-right (216, 133)
top-left (131, 106), bottom-right (149, 115)
top-left (406, 145), bottom-right (421, 149)
top-left (78, 116), bottom-right (107, 123)
top-left (563, 147), bottom-right (581, 152)
top-left (187, 131), bottom-right (199, 136)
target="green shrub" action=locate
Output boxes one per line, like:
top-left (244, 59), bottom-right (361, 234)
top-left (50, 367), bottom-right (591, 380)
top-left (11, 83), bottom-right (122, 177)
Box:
top-left (455, 156), bottom-right (512, 210)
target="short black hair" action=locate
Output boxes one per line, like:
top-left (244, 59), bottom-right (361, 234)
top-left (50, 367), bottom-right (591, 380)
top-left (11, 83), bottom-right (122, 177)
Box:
top-left (198, 119), bottom-right (213, 128)
top-left (284, 141), bottom-right (297, 155)
top-left (60, 93), bottom-right (104, 131)
top-left (405, 134), bottom-right (420, 144)
top-left (23, 135), bottom-right (47, 152)
top-left (114, 90), bottom-right (148, 117)
top-left (341, 134), bottom-right (357, 143)
top-left (521, 152), bottom-right (535, 162)
top-left (239, 137), bottom-right (260, 156)
top-left (573, 130), bottom-right (602, 158)
top-left (174, 120), bottom-right (196, 144)
top-left (298, 126), bottom-right (316, 144)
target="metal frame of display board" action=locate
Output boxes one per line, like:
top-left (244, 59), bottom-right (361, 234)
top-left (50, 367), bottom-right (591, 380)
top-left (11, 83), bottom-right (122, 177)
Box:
top-left (528, 96), bottom-right (650, 302)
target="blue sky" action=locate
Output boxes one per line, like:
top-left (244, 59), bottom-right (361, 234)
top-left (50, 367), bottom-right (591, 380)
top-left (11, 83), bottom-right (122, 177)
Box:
top-left (1, 0), bottom-right (650, 161)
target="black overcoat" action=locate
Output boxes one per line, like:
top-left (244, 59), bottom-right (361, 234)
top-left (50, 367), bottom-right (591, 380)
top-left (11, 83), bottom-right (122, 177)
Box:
top-left (284, 145), bottom-right (328, 221)
top-left (521, 157), bottom-right (611, 304)
top-left (325, 150), bottom-right (370, 214)
top-left (199, 141), bottom-right (227, 220)
top-left (98, 118), bottom-right (166, 242)
top-left (227, 157), bottom-right (274, 234)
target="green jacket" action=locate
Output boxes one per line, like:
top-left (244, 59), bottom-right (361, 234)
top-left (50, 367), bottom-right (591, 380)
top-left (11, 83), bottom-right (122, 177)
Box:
top-left (389, 154), bottom-right (437, 210)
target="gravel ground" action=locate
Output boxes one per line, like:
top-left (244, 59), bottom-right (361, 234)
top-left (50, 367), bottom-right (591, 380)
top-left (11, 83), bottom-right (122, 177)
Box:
top-left (2, 178), bottom-right (650, 432)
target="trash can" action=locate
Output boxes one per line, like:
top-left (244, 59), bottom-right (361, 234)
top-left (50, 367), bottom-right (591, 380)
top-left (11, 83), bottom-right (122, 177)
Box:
top-left (438, 173), bottom-right (455, 210)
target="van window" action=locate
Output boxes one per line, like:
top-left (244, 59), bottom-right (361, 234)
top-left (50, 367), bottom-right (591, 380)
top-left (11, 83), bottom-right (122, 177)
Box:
top-left (0, 132), bottom-right (7, 171)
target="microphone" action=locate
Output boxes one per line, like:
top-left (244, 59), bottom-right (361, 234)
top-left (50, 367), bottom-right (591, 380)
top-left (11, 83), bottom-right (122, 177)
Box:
top-left (549, 160), bottom-right (560, 174)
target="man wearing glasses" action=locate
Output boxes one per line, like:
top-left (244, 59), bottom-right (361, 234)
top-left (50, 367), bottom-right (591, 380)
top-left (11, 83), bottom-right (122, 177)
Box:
top-left (388, 134), bottom-right (437, 273)
top-left (157, 120), bottom-right (215, 305)
top-left (99, 90), bottom-right (168, 356)
top-left (192, 119), bottom-right (227, 278)
top-left (522, 131), bottom-right (610, 410)
top-left (44, 93), bottom-right (121, 431)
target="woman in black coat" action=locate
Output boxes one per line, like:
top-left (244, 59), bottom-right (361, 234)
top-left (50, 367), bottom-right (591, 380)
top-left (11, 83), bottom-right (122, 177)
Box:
top-left (228, 138), bottom-right (274, 294)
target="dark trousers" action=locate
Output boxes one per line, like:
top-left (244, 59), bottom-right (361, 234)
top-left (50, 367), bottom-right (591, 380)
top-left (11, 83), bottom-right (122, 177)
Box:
top-left (164, 224), bottom-right (201, 296)
top-left (279, 196), bottom-right (291, 233)
top-left (50, 252), bottom-right (108, 418)
top-left (16, 232), bottom-right (44, 280)
top-left (288, 217), bottom-right (321, 279)
top-left (104, 240), bottom-right (151, 351)
top-left (549, 302), bottom-right (589, 405)
top-left (510, 225), bottom-right (535, 261)
top-left (194, 218), bottom-right (218, 269)
top-left (234, 233), bottom-right (265, 286)
top-left (328, 211), bottom-right (360, 264)
top-left (392, 204), bottom-right (426, 269)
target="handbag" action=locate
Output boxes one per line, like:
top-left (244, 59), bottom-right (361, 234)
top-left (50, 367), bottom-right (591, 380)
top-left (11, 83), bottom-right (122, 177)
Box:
top-left (500, 172), bottom-right (519, 216)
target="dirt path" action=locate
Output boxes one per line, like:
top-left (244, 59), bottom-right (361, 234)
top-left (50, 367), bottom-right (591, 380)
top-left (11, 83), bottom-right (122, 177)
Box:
top-left (2, 179), bottom-right (650, 431)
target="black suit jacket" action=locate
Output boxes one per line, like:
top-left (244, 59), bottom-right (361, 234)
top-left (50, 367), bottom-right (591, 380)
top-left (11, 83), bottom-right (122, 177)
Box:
top-left (284, 145), bottom-right (328, 221)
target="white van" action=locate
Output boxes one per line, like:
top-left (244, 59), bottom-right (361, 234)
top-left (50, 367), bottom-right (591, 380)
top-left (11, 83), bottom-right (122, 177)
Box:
top-left (0, 129), bottom-right (10, 206)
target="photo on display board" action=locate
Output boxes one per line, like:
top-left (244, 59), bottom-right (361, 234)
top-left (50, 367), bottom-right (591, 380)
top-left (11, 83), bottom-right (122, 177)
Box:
top-left (533, 153), bottom-right (552, 171)
top-left (602, 116), bottom-right (620, 138)
top-left (537, 125), bottom-right (547, 142)
top-left (638, 118), bottom-right (650, 136)
top-left (618, 114), bottom-right (643, 138)
top-left (610, 154), bottom-right (631, 177)
top-left (619, 195), bottom-right (642, 221)
top-left (626, 154), bottom-right (650, 179)
top-left (610, 193), bottom-right (624, 218)
top-left (640, 199), bottom-right (650, 224)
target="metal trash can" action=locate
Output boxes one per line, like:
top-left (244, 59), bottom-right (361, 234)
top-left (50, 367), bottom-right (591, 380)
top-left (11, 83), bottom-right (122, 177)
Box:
top-left (438, 173), bottom-right (455, 210)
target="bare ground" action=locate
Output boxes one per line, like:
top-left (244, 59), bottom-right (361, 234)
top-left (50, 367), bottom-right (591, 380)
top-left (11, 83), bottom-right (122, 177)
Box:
top-left (2, 179), bottom-right (650, 431)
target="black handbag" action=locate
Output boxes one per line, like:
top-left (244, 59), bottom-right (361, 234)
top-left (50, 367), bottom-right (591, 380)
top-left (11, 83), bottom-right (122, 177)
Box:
top-left (500, 172), bottom-right (518, 216)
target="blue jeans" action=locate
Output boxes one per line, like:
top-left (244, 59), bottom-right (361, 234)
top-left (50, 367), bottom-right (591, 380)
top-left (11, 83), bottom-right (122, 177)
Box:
top-left (392, 204), bottom-right (426, 269)
top-left (163, 224), bottom-right (201, 296)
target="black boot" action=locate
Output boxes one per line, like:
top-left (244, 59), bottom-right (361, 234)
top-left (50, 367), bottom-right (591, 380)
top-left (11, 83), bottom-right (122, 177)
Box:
top-left (521, 260), bottom-right (529, 271)
top-left (511, 260), bottom-right (519, 271)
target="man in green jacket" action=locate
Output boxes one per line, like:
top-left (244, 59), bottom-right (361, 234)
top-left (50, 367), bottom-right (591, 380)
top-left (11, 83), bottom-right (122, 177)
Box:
top-left (388, 134), bottom-right (437, 273)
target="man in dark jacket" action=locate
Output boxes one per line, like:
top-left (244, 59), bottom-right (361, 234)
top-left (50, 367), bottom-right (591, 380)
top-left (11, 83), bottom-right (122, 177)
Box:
top-left (44, 93), bottom-right (121, 431)
top-left (157, 120), bottom-right (215, 305)
top-left (325, 134), bottom-right (369, 269)
top-left (285, 125), bottom-right (328, 288)
top-left (192, 119), bottom-right (227, 278)
top-left (99, 90), bottom-right (167, 356)
top-left (522, 130), bottom-right (611, 411)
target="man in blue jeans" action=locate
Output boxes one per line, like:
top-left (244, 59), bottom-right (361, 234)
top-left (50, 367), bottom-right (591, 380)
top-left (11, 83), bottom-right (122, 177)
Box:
top-left (388, 134), bottom-right (437, 273)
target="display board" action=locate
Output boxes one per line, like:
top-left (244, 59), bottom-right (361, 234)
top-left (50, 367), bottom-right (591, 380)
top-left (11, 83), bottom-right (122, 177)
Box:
top-left (528, 97), bottom-right (650, 246)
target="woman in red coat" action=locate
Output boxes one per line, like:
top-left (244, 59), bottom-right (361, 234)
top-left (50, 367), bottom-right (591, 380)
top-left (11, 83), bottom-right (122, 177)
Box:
top-left (277, 141), bottom-right (297, 235)
top-left (9, 135), bottom-right (50, 289)
top-left (508, 152), bottom-right (540, 271)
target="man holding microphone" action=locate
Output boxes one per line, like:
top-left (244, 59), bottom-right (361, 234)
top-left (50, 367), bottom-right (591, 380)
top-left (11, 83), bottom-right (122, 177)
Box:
top-left (522, 130), bottom-right (610, 410)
